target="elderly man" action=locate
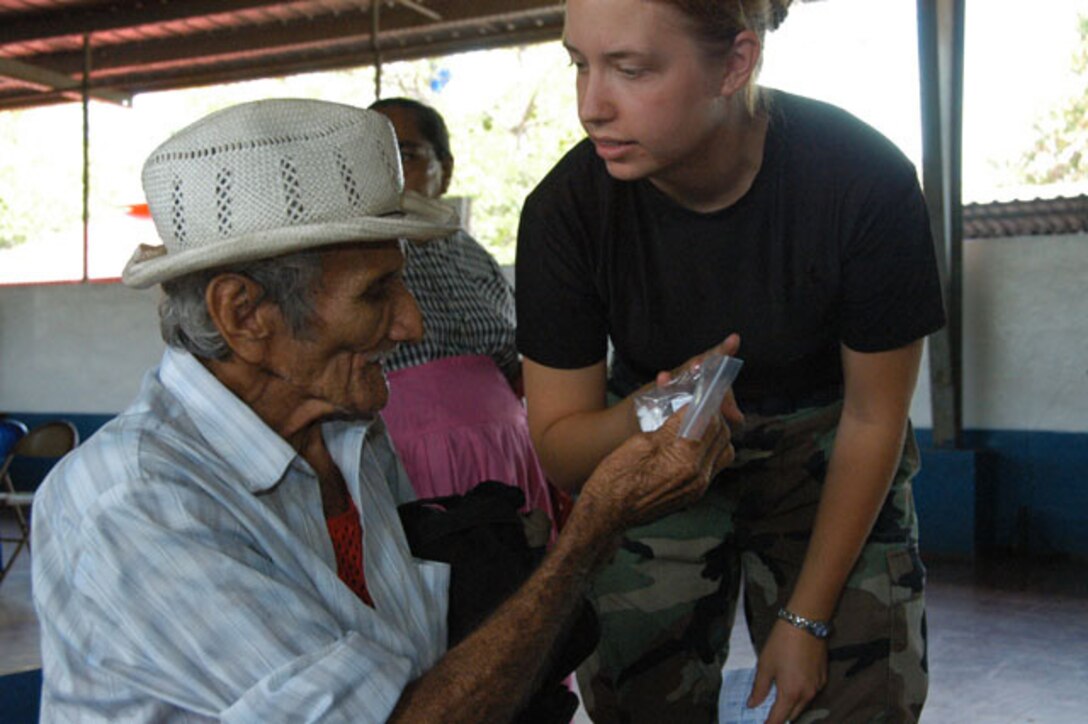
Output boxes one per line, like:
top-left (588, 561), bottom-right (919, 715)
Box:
top-left (31, 99), bottom-right (734, 723)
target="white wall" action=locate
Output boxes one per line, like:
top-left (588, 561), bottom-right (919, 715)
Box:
top-left (908, 347), bottom-right (934, 428)
top-left (962, 234), bottom-right (1088, 432)
top-left (907, 233), bottom-right (1088, 433)
top-left (0, 283), bottom-right (163, 414)
top-left (2, 232), bottom-right (1087, 433)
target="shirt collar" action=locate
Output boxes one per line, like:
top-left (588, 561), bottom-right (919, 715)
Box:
top-left (159, 347), bottom-right (299, 494)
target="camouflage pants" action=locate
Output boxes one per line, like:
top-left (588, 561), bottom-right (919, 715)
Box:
top-left (578, 401), bottom-right (928, 723)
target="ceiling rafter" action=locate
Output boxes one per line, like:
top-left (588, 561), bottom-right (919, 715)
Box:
top-left (0, 56), bottom-right (129, 104)
top-left (0, 1), bottom-right (350, 45)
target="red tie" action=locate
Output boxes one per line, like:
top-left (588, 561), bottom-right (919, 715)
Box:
top-left (325, 498), bottom-right (375, 607)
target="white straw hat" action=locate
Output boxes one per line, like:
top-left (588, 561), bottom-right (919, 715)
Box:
top-left (122, 98), bottom-right (460, 288)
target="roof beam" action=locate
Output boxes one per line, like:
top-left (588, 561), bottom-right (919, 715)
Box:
top-left (395, 0), bottom-right (442, 22)
top-left (0, 1), bottom-right (564, 111)
top-left (0, 3), bottom-right (563, 93)
top-left (0, 0), bottom-right (311, 44)
top-left (0, 57), bottom-right (131, 105)
top-left (98, 20), bottom-right (563, 92)
top-left (0, 1), bottom-right (554, 46)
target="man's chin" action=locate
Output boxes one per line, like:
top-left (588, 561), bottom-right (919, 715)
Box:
top-left (353, 383), bottom-right (390, 421)
top-left (313, 361), bottom-right (390, 423)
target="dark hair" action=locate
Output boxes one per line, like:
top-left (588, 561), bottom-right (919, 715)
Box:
top-left (655, 0), bottom-right (791, 54)
top-left (369, 97), bottom-right (453, 165)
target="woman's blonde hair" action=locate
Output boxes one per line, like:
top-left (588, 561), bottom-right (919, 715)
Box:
top-left (654, 0), bottom-right (793, 113)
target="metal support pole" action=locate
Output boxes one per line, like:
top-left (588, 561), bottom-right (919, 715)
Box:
top-left (81, 33), bottom-right (91, 283)
top-left (917, 0), bottom-right (965, 448)
top-left (372, 1), bottom-right (383, 99)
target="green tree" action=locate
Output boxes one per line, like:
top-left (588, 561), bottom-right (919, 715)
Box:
top-left (1014, 14), bottom-right (1088, 185)
top-left (381, 44), bottom-right (583, 264)
top-left (0, 108), bottom-right (83, 250)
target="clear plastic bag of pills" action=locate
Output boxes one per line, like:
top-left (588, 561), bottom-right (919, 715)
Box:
top-left (634, 352), bottom-right (743, 439)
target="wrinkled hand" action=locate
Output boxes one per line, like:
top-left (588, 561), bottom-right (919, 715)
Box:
top-left (655, 333), bottom-right (745, 426)
top-left (748, 620), bottom-right (828, 724)
top-left (580, 407), bottom-right (734, 532)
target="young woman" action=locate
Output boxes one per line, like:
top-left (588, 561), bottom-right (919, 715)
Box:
top-left (515, 1), bottom-right (944, 723)
top-left (370, 98), bottom-right (557, 528)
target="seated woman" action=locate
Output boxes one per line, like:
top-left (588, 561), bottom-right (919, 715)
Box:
top-left (369, 97), bottom-right (558, 529)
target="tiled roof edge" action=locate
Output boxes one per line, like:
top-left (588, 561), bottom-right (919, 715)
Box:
top-left (963, 194), bottom-right (1088, 239)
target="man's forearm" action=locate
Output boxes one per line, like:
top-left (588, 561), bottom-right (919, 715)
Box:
top-left (389, 493), bottom-right (619, 723)
top-left (390, 411), bottom-right (729, 722)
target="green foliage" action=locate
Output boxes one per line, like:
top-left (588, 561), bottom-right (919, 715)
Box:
top-left (380, 45), bottom-right (583, 264)
top-left (0, 196), bottom-right (26, 250)
top-left (0, 109), bottom-right (83, 250)
top-left (1013, 14), bottom-right (1088, 185)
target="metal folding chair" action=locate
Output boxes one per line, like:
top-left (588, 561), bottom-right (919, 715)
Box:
top-left (0, 419), bottom-right (79, 584)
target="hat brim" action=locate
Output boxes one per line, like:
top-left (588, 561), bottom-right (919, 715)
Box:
top-left (122, 211), bottom-right (457, 289)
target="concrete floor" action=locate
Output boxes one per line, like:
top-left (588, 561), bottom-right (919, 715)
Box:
top-left (4, 511), bottom-right (1087, 722)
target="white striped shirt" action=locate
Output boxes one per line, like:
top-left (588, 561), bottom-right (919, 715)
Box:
top-left (31, 347), bottom-right (449, 723)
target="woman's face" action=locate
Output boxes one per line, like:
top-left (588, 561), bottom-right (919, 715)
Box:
top-left (375, 105), bottom-right (450, 199)
top-left (563, 0), bottom-right (733, 184)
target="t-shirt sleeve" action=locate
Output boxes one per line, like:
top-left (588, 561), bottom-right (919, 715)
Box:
top-left (515, 157), bottom-right (610, 369)
top-left (838, 154), bottom-right (947, 352)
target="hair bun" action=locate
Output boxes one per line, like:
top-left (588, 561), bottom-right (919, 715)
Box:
top-left (769, 0), bottom-right (792, 31)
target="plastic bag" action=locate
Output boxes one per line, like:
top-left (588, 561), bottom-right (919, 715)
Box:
top-left (633, 352), bottom-right (744, 439)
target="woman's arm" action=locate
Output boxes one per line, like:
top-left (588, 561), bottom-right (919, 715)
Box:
top-left (523, 335), bottom-right (744, 493)
top-left (522, 358), bottom-right (641, 492)
top-left (752, 338), bottom-right (925, 724)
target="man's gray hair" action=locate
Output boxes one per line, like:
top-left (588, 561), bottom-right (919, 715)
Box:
top-left (159, 251), bottom-right (324, 360)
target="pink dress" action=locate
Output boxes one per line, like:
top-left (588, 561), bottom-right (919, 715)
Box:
top-left (381, 354), bottom-right (556, 525)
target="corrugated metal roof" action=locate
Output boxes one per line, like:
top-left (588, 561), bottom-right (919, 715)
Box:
top-left (0, 1), bottom-right (568, 111)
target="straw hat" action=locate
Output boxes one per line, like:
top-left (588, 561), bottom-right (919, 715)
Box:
top-left (122, 98), bottom-right (460, 288)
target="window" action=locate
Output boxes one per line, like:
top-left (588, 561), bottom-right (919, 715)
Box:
top-left (762, 0), bottom-right (922, 170)
top-left (961, 0), bottom-right (1087, 202)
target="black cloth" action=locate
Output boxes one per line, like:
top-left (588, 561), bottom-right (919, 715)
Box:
top-left (515, 90), bottom-right (946, 404)
top-left (397, 481), bottom-right (599, 724)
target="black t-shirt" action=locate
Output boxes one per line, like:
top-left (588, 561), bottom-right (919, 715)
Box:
top-left (515, 90), bottom-right (946, 404)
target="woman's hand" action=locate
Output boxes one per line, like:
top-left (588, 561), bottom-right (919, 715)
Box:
top-left (748, 620), bottom-right (828, 724)
top-left (654, 333), bottom-right (745, 426)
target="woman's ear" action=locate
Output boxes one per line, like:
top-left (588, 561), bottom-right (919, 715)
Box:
top-left (205, 274), bottom-right (276, 364)
top-left (719, 29), bottom-right (762, 99)
top-left (439, 155), bottom-right (454, 197)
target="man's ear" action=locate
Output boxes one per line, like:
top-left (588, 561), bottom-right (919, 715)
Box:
top-left (205, 274), bottom-right (276, 364)
top-left (719, 29), bottom-right (762, 99)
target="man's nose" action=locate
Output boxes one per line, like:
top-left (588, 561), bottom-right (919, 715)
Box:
top-left (389, 282), bottom-right (424, 344)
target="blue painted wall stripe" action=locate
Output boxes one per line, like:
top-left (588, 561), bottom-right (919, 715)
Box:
top-left (5, 412), bottom-right (1087, 556)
